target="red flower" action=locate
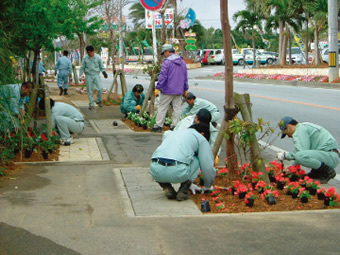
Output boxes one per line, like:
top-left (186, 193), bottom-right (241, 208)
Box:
top-left (41, 133), bottom-right (48, 141)
top-left (52, 131), bottom-right (56, 136)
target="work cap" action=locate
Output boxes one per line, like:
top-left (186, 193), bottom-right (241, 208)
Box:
top-left (196, 108), bottom-right (212, 124)
top-left (186, 92), bottom-right (196, 100)
top-left (279, 116), bottom-right (296, 139)
top-left (160, 44), bottom-right (174, 55)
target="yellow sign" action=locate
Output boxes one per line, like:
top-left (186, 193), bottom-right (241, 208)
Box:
top-left (329, 51), bottom-right (337, 67)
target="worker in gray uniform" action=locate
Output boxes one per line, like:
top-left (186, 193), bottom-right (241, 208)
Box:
top-left (277, 116), bottom-right (339, 184)
top-left (39, 99), bottom-right (85, 145)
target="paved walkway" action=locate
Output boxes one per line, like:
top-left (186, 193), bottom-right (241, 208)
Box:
top-left (1, 84), bottom-right (340, 254)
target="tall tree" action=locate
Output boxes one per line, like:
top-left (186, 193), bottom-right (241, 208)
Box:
top-left (129, 2), bottom-right (146, 29)
top-left (233, 9), bottom-right (262, 66)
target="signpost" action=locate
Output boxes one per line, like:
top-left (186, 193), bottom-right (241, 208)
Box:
top-left (140, 0), bottom-right (164, 64)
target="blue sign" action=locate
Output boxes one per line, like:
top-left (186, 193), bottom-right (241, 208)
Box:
top-left (140, 0), bottom-right (164, 11)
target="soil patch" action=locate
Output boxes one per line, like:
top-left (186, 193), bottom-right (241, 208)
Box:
top-left (191, 173), bottom-right (340, 214)
top-left (13, 147), bottom-right (59, 163)
top-left (122, 119), bottom-right (171, 132)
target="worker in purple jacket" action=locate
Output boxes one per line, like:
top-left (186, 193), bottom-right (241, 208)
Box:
top-left (151, 44), bottom-right (189, 132)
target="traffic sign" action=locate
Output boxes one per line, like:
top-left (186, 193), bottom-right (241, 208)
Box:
top-left (185, 45), bottom-right (197, 51)
top-left (140, 0), bottom-right (164, 11)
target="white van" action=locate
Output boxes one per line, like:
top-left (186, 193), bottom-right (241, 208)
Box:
top-left (206, 49), bottom-right (225, 65)
top-left (286, 47), bottom-right (306, 64)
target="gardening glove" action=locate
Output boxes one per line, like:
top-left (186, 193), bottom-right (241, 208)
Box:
top-left (202, 185), bottom-right (214, 193)
top-left (214, 155), bottom-right (219, 166)
top-left (276, 152), bottom-right (285, 161)
top-left (189, 183), bottom-right (202, 195)
top-left (154, 89), bottom-right (160, 97)
top-left (136, 105), bottom-right (141, 111)
top-left (102, 71), bottom-right (108, 79)
top-left (183, 90), bottom-right (188, 97)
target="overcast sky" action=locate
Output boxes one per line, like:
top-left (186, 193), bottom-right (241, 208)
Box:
top-left (124, 0), bottom-right (246, 29)
top-left (177, 0), bottom-right (246, 29)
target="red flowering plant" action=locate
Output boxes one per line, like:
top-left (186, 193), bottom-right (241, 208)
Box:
top-left (299, 176), bottom-right (312, 187)
top-left (317, 188), bottom-right (326, 200)
top-left (260, 188), bottom-right (279, 200)
top-left (266, 160), bottom-right (283, 180)
top-left (39, 133), bottom-right (50, 152)
top-left (212, 196), bottom-right (223, 203)
top-left (217, 167), bottom-right (228, 177)
top-left (237, 163), bottom-right (252, 178)
top-left (215, 202), bottom-right (225, 210)
top-left (255, 180), bottom-right (266, 193)
top-left (235, 183), bottom-right (249, 199)
top-left (244, 191), bottom-right (255, 205)
top-left (211, 189), bottom-right (221, 197)
top-left (287, 182), bottom-right (300, 196)
top-left (298, 188), bottom-right (311, 199)
top-left (249, 171), bottom-right (263, 186)
top-left (287, 165), bottom-right (305, 181)
top-left (229, 180), bottom-right (242, 195)
top-left (49, 131), bottom-right (59, 152)
top-left (324, 187), bottom-right (340, 207)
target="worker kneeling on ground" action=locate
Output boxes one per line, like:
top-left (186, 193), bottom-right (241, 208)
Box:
top-left (39, 99), bottom-right (85, 145)
top-left (181, 92), bottom-right (220, 127)
top-left (277, 116), bottom-right (339, 184)
top-left (120, 84), bottom-right (145, 118)
top-left (150, 122), bottom-right (216, 201)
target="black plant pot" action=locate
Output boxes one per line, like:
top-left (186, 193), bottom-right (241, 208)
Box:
top-left (142, 124), bottom-right (148, 130)
top-left (199, 178), bottom-right (204, 186)
top-left (289, 175), bottom-right (298, 182)
top-left (269, 175), bottom-right (276, 182)
top-left (301, 197), bottom-right (308, 203)
top-left (317, 192), bottom-right (325, 200)
top-left (48, 149), bottom-right (53, 153)
top-left (324, 197), bottom-right (330, 206)
top-left (246, 198), bottom-right (254, 207)
top-left (201, 200), bottom-right (211, 212)
top-left (25, 149), bottom-right (32, 158)
top-left (42, 151), bottom-right (48, 160)
top-left (251, 182), bottom-right (256, 189)
top-left (231, 187), bottom-right (236, 195)
top-left (291, 192), bottom-right (298, 199)
top-left (277, 181), bottom-right (284, 190)
top-left (238, 192), bottom-right (246, 199)
top-left (286, 190), bottom-right (292, 196)
top-left (266, 196), bottom-right (277, 205)
top-left (309, 187), bottom-right (317, 195)
top-left (14, 148), bottom-right (20, 154)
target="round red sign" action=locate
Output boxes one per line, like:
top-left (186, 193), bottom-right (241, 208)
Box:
top-left (140, 0), bottom-right (164, 11)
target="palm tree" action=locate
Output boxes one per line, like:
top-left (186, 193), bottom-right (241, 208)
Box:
top-left (309, 0), bottom-right (328, 65)
top-left (129, 2), bottom-right (145, 29)
top-left (265, 0), bottom-right (298, 65)
top-left (233, 9), bottom-right (262, 66)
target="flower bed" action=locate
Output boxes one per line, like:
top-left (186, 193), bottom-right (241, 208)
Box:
top-left (191, 161), bottom-right (340, 213)
top-left (212, 72), bottom-right (338, 84)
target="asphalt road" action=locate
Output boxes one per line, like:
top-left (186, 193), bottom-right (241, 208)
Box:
top-left (101, 65), bottom-right (340, 173)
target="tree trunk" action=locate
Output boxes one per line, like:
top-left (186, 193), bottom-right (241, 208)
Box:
top-left (288, 33), bottom-right (292, 65)
top-left (252, 28), bottom-right (256, 67)
top-left (79, 33), bottom-right (85, 60)
top-left (305, 18), bottom-right (309, 66)
top-left (220, 0), bottom-right (238, 172)
top-left (314, 28), bottom-right (320, 66)
top-left (72, 63), bottom-right (79, 85)
top-left (279, 21), bottom-right (286, 65)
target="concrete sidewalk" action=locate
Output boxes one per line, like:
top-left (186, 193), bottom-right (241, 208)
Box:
top-left (1, 94), bottom-right (340, 254)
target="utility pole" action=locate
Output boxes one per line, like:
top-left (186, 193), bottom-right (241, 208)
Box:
top-left (152, 11), bottom-right (158, 64)
top-left (328, 0), bottom-right (339, 82)
top-left (119, 0), bottom-right (124, 70)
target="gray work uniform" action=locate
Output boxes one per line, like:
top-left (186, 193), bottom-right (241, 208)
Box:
top-left (55, 56), bottom-right (72, 89)
top-left (52, 102), bottom-right (84, 140)
top-left (181, 98), bottom-right (221, 123)
top-left (285, 122), bottom-right (339, 169)
top-left (150, 128), bottom-right (216, 187)
top-left (79, 54), bottom-right (105, 107)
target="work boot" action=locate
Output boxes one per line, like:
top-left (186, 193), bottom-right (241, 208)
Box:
top-left (59, 87), bottom-right (63, 96)
top-left (318, 163), bottom-right (336, 184)
top-left (307, 168), bottom-right (323, 179)
top-left (176, 180), bottom-right (192, 201)
top-left (63, 89), bottom-right (68, 95)
top-left (96, 101), bottom-right (102, 107)
top-left (158, 183), bottom-right (177, 200)
top-left (151, 126), bottom-right (162, 133)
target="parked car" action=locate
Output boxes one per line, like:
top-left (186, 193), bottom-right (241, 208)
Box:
top-left (286, 47), bottom-right (306, 64)
top-left (262, 51), bottom-right (279, 58)
top-left (321, 47), bottom-right (340, 64)
top-left (232, 48), bottom-right (276, 65)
